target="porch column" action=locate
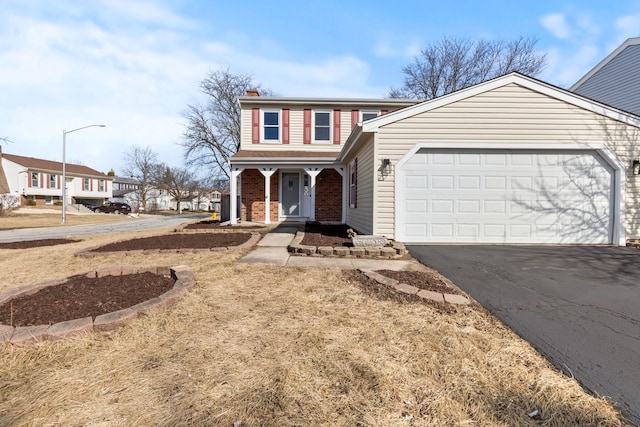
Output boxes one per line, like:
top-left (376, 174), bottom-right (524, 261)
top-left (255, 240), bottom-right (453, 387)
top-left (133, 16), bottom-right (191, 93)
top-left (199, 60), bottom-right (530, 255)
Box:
top-left (334, 167), bottom-right (346, 223)
top-left (230, 167), bottom-right (244, 224)
top-left (304, 167), bottom-right (323, 221)
top-left (260, 168), bottom-right (276, 224)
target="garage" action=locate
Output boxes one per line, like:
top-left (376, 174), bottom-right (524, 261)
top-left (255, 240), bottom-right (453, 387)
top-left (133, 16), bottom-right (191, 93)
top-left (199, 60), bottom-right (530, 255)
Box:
top-left (396, 148), bottom-right (617, 244)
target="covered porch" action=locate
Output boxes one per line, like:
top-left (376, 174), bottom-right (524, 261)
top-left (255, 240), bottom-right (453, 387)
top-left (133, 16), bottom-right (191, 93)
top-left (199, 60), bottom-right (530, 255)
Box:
top-left (229, 151), bottom-right (345, 224)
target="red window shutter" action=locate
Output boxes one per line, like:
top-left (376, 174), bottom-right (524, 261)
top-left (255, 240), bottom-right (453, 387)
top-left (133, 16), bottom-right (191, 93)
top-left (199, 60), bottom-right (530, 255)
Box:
top-left (333, 110), bottom-right (341, 144)
top-left (303, 109), bottom-right (311, 144)
top-left (351, 110), bottom-right (359, 130)
top-left (251, 108), bottom-right (260, 144)
top-left (57, 175), bottom-right (61, 189)
top-left (282, 108), bottom-right (290, 144)
top-left (82, 179), bottom-right (85, 191)
top-left (39, 173), bottom-right (44, 188)
top-left (90, 179), bottom-right (93, 191)
top-left (45, 174), bottom-right (50, 188)
top-left (354, 158), bottom-right (358, 208)
top-left (381, 109), bottom-right (388, 115)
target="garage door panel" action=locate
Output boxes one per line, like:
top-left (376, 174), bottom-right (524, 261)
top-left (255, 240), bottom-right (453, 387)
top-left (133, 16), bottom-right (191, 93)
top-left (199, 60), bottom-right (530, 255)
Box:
top-left (398, 149), bottom-right (614, 244)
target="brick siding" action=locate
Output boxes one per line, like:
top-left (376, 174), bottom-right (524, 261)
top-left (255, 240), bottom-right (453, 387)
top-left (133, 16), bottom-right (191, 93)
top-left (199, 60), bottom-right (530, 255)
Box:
top-left (241, 168), bottom-right (342, 222)
top-left (241, 169), bottom-right (279, 222)
top-left (315, 169), bottom-right (342, 221)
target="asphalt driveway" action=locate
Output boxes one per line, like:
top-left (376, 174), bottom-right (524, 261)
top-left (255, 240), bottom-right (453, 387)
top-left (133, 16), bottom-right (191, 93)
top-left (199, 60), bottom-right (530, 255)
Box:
top-left (407, 245), bottom-right (640, 425)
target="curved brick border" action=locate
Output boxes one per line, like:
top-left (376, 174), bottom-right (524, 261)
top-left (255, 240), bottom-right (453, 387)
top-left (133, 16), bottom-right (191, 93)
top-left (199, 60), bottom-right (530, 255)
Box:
top-left (288, 230), bottom-right (408, 259)
top-left (358, 268), bottom-right (471, 305)
top-left (75, 232), bottom-right (261, 257)
top-left (0, 265), bottom-right (196, 346)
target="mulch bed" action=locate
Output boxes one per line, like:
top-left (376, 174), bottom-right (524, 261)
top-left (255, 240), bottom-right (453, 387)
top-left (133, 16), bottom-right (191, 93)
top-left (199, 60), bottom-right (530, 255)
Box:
top-left (0, 272), bottom-right (175, 327)
top-left (343, 269), bottom-right (462, 312)
top-left (90, 233), bottom-right (252, 252)
top-left (375, 270), bottom-right (461, 295)
top-left (0, 239), bottom-right (79, 249)
top-left (300, 223), bottom-right (355, 247)
top-left (183, 220), bottom-right (265, 230)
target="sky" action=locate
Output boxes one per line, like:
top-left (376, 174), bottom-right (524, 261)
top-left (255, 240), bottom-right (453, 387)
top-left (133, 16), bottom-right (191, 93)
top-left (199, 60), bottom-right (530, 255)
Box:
top-left (1, 0), bottom-right (639, 176)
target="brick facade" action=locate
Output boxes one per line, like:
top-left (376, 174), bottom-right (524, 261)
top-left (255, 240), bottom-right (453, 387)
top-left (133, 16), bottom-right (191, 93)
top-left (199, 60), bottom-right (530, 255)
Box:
top-left (315, 169), bottom-right (342, 221)
top-left (241, 169), bottom-right (279, 222)
top-left (241, 168), bottom-right (343, 223)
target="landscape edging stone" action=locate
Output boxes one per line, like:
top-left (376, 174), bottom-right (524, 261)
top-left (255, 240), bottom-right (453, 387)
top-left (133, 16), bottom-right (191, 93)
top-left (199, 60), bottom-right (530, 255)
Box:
top-left (1, 265), bottom-right (196, 345)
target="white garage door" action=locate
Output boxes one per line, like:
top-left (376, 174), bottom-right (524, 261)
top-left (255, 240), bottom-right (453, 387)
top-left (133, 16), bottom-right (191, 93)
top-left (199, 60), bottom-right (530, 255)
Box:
top-left (397, 149), bottom-right (615, 244)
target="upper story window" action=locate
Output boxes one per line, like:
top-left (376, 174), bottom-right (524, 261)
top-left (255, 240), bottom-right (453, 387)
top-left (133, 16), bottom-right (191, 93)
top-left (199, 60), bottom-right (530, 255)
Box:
top-left (313, 110), bottom-right (331, 143)
top-left (99, 179), bottom-right (105, 192)
top-left (50, 174), bottom-right (57, 189)
top-left (262, 110), bottom-right (280, 142)
top-left (84, 177), bottom-right (90, 191)
top-left (31, 172), bottom-right (39, 187)
top-left (361, 110), bottom-right (380, 121)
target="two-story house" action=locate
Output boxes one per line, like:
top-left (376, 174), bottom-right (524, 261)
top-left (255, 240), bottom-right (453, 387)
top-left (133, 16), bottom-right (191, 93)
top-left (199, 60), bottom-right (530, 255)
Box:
top-left (1, 149), bottom-right (112, 207)
top-left (229, 92), bottom-right (415, 225)
top-left (231, 73), bottom-right (640, 246)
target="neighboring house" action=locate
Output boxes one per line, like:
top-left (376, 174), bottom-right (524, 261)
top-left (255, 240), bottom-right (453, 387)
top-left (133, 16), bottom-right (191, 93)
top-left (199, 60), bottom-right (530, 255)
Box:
top-left (230, 73), bottom-right (640, 245)
top-left (111, 175), bottom-right (222, 212)
top-left (1, 149), bottom-right (112, 207)
top-left (570, 37), bottom-right (640, 116)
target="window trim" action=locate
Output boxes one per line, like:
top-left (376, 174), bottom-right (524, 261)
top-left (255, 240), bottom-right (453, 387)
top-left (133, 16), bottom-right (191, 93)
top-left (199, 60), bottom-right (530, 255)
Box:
top-left (261, 108), bottom-right (281, 143)
top-left (83, 177), bottom-right (90, 191)
top-left (313, 110), bottom-right (332, 144)
top-left (31, 172), bottom-right (39, 187)
top-left (49, 174), bottom-right (57, 189)
top-left (99, 179), bottom-right (105, 192)
top-left (360, 110), bottom-right (380, 122)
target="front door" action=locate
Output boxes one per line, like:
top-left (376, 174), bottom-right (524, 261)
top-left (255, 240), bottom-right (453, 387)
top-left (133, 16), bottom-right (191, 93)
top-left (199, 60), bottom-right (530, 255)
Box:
top-left (281, 172), bottom-right (300, 217)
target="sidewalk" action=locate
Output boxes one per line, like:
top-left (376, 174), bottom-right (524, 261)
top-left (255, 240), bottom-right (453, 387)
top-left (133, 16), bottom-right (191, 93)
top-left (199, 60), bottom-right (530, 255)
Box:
top-left (238, 226), bottom-right (417, 270)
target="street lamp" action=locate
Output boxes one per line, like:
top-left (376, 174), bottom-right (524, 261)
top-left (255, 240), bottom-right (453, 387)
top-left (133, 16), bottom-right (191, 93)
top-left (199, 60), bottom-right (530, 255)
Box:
top-left (61, 124), bottom-right (106, 224)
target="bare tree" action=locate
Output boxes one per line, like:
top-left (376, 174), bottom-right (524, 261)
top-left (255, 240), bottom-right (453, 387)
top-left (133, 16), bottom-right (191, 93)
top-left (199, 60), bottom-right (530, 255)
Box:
top-left (390, 36), bottom-right (547, 99)
top-left (154, 165), bottom-right (196, 213)
top-left (122, 146), bottom-right (160, 211)
top-left (181, 69), bottom-right (273, 179)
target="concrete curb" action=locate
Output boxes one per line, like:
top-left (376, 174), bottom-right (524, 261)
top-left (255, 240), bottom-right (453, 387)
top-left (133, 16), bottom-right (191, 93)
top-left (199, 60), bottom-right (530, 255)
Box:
top-left (358, 268), bottom-right (470, 305)
top-left (1, 265), bottom-right (196, 346)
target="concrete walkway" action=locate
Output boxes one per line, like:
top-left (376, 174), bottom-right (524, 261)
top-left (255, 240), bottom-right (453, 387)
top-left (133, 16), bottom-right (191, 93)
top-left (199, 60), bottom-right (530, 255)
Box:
top-left (238, 226), bottom-right (416, 270)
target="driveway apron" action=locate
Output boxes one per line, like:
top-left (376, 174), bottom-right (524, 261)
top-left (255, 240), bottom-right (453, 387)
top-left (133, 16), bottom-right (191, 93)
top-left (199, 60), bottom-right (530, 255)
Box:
top-left (407, 245), bottom-right (640, 425)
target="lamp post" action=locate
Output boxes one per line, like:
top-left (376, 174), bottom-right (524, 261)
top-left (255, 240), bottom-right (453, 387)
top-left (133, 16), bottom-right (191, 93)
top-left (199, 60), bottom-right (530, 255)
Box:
top-left (62, 124), bottom-right (106, 224)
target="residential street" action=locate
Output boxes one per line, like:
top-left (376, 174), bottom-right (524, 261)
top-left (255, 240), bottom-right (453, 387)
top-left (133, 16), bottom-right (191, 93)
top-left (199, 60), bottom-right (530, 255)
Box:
top-left (0, 213), bottom-right (209, 243)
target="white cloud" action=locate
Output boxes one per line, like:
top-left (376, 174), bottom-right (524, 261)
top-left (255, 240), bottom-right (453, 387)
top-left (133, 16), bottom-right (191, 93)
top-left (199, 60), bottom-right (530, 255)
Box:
top-left (540, 13), bottom-right (572, 39)
top-left (615, 14), bottom-right (640, 39)
top-left (373, 38), bottom-right (422, 59)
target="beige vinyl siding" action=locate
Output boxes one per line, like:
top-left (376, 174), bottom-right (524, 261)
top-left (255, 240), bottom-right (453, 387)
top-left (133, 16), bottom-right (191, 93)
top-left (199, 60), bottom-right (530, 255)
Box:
top-left (345, 135), bottom-right (375, 235)
top-left (373, 83), bottom-right (640, 239)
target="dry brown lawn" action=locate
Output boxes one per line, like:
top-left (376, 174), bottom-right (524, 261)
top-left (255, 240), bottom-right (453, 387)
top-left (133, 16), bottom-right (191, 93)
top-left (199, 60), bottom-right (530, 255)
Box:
top-left (0, 211), bottom-right (129, 230)
top-left (0, 226), bottom-right (631, 426)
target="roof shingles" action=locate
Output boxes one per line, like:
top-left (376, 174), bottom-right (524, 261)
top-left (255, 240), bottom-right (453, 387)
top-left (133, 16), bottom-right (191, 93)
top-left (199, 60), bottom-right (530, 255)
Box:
top-left (2, 153), bottom-right (108, 177)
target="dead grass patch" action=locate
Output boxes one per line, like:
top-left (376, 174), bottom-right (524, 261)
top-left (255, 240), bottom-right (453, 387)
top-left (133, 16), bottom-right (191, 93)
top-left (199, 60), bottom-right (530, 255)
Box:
top-left (0, 230), bottom-right (631, 426)
top-left (0, 212), bottom-right (129, 230)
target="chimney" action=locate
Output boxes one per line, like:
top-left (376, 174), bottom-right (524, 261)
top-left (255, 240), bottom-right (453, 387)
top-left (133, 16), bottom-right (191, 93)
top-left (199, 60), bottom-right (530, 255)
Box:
top-left (246, 89), bottom-right (260, 97)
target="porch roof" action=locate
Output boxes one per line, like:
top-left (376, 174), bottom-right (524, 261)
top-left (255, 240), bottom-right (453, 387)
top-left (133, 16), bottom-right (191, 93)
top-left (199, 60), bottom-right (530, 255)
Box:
top-left (231, 150), bottom-right (340, 165)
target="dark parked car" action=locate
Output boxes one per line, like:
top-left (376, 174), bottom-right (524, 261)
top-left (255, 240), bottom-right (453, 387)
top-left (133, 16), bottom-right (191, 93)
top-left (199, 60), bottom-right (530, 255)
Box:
top-left (94, 202), bottom-right (132, 215)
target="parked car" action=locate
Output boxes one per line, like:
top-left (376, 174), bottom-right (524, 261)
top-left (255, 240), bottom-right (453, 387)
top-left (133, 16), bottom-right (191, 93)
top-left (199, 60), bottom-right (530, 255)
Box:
top-left (94, 202), bottom-right (132, 215)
